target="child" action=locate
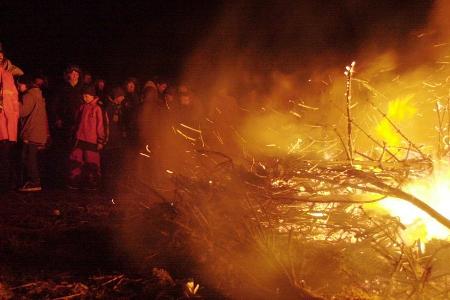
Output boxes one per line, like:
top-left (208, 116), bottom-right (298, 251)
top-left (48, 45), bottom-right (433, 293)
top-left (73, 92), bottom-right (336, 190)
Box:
top-left (17, 75), bottom-right (49, 192)
top-left (68, 85), bottom-right (108, 190)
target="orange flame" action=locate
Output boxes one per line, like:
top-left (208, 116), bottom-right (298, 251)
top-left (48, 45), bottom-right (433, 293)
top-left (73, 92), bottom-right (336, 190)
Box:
top-left (367, 162), bottom-right (450, 244)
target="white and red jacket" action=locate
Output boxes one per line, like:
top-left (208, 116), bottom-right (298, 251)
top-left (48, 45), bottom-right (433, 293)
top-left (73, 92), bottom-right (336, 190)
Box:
top-left (0, 66), bottom-right (19, 142)
top-left (75, 100), bottom-right (108, 145)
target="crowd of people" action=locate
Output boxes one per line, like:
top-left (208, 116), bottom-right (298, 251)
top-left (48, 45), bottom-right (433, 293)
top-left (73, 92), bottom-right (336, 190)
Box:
top-left (0, 43), bottom-right (202, 193)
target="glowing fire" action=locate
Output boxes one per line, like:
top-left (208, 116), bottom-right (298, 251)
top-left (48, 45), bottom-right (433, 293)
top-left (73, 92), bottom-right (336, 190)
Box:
top-left (368, 163), bottom-right (450, 244)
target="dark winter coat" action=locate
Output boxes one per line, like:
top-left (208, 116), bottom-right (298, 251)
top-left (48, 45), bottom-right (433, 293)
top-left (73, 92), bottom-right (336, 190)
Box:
top-left (54, 81), bottom-right (84, 133)
top-left (19, 87), bottom-right (49, 145)
top-left (103, 99), bottom-right (126, 149)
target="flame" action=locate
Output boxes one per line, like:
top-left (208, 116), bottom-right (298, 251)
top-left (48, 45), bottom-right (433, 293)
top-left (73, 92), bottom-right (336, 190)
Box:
top-left (375, 94), bottom-right (417, 148)
top-left (367, 163), bottom-right (450, 244)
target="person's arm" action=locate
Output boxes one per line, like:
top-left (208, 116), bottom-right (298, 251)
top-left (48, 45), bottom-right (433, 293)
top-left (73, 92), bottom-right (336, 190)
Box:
top-left (9, 65), bottom-right (24, 77)
top-left (4, 59), bottom-right (24, 77)
top-left (96, 105), bottom-right (108, 149)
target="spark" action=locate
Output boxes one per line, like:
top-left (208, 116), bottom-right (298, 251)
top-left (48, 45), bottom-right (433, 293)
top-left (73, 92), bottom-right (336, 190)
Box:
top-left (176, 129), bottom-right (197, 142)
top-left (212, 130), bottom-right (224, 145)
top-left (179, 123), bottom-right (201, 133)
top-left (433, 43), bottom-right (449, 48)
top-left (289, 111), bottom-right (302, 119)
top-left (296, 102), bottom-right (319, 110)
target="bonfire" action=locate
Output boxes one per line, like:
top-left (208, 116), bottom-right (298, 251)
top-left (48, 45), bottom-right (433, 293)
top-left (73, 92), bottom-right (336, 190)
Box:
top-left (154, 60), bottom-right (450, 299)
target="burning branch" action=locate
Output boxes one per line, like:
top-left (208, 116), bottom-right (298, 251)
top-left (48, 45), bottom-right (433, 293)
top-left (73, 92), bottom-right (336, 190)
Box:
top-left (344, 61), bottom-right (356, 161)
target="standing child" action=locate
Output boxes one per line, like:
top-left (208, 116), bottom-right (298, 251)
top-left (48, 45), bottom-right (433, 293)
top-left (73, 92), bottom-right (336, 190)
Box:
top-left (68, 85), bottom-right (108, 190)
top-left (17, 75), bottom-right (49, 192)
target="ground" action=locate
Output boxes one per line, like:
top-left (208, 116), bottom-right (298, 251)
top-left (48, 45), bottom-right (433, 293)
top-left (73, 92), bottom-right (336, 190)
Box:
top-left (0, 188), bottom-right (211, 299)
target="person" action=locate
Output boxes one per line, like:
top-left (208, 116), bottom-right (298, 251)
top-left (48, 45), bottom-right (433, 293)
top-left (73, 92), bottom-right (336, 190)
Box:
top-left (51, 65), bottom-right (84, 187)
top-left (17, 75), bottom-right (49, 192)
top-left (0, 43), bottom-right (20, 191)
top-left (154, 77), bottom-right (168, 103)
top-left (83, 71), bottom-right (93, 85)
top-left (102, 86), bottom-right (127, 194)
top-left (176, 84), bottom-right (203, 124)
top-left (123, 77), bottom-right (139, 145)
top-left (141, 80), bottom-right (158, 104)
top-left (68, 85), bottom-right (108, 190)
top-left (54, 65), bottom-right (84, 138)
top-left (95, 78), bottom-right (108, 105)
top-left (0, 43), bottom-right (24, 77)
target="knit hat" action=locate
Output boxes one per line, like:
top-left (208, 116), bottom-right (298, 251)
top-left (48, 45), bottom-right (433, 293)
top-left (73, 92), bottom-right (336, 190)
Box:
top-left (83, 85), bottom-right (97, 96)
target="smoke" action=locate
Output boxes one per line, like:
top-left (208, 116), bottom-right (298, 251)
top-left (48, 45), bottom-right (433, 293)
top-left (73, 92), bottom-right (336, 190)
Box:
top-left (174, 0), bottom-right (450, 160)
top-left (119, 0), bottom-right (450, 297)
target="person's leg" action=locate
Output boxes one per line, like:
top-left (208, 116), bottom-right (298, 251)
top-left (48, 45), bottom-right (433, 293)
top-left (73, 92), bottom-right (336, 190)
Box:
top-left (0, 141), bottom-right (10, 190)
top-left (84, 150), bottom-right (101, 190)
top-left (18, 143), bottom-right (43, 192)
top-left (26, 143), bottom-right (40, 185)
top-left (68, 147), bottom-right (83, 188)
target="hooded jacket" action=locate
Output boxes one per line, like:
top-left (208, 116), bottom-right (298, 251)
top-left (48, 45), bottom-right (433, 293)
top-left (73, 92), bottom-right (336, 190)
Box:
top-left (19, 87), bottom-right (49, 145)
top-left (75, 99), bottom-right (108, 146)
top-left (0, 66), bottom-right (19, 141)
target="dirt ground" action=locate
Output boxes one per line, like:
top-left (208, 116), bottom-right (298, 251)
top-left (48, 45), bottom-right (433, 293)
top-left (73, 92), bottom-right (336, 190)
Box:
top-left (0, 188), bottom-right (214, 299)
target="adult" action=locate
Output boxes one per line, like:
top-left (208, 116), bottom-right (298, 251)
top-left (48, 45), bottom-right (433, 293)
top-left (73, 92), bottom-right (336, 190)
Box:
top-left (83, 71), bottom-right (93, 86)
top-left (0, 43), bottom-right (20, 190)
top-left (123, 77), bottom-right (140, 145)
top-left (95, 78), bottom-right (108, 105)
top-left (51, 65), bottom-right (84, 187)
top-left (54, 65), bottom-right (84, 141)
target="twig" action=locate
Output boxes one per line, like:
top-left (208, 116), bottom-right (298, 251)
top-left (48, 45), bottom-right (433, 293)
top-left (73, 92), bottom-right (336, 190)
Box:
top-left (334, 127), bottom-right (351, 160)
top-left (354, 78), bottom-right (428, 160)
top-left (101, 274), bottom-right (124, 286)
top-left (344, 61), bottom-right (356, 161)
top-left (51, 293), bottom-right (84, 300)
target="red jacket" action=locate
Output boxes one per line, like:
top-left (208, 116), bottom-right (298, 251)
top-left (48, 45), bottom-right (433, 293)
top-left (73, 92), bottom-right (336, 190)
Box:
top-left (0, 67), bottom-right (19, 142)
top-left (75, 100), bottom-right (108, 145)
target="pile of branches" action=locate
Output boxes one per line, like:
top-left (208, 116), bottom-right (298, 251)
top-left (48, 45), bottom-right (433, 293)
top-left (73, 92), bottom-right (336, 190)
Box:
top-left (167, 149), bottom-right (450, 299)
top-left (152, 69), bottom-right (450, 299)
top-left (131, 62), bottom-right (450, 299)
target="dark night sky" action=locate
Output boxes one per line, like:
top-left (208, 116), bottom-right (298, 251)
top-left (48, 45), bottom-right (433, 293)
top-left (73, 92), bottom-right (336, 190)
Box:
top-left (0, 0), bottom-right (435, 83)
top-left (0, 0), bottom-right (223, 82)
